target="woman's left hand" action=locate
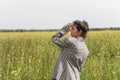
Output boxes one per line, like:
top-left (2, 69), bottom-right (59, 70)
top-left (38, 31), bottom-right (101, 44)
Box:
top-left (67, 23), bottom-right (73, 28)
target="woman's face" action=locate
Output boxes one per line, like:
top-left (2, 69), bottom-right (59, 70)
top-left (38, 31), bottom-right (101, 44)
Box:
top-left (70, 26), bottom-right (82, 38)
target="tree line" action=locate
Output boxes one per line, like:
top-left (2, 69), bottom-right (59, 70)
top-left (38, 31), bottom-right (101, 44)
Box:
top-left (0, 27), bottom-right (120, 32)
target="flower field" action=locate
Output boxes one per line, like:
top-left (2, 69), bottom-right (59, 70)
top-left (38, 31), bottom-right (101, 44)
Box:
top-left (0, 30), bottom-right (120, 80)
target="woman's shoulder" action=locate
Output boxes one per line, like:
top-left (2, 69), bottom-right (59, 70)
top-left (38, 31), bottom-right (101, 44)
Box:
top-left (66, 37), bottom-right (77, 43)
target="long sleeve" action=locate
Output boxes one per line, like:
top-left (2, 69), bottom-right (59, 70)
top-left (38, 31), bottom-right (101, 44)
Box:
top-left (51, 25), bottom-right (70, 47)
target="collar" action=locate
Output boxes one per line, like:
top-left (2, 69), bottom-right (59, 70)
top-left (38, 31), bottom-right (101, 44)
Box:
top-left (77, 37), bottom-right (84, 42)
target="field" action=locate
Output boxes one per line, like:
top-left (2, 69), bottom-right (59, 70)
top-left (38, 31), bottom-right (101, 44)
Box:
top-left (0, 30), bottom-right (120, 80)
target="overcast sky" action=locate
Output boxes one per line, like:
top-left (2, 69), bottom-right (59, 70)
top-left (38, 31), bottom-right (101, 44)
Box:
top-left (0, 0), bottom-right (120, 29)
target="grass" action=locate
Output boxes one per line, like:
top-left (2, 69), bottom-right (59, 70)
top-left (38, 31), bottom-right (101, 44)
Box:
top-left (0, 30), bottom-right (120, 80)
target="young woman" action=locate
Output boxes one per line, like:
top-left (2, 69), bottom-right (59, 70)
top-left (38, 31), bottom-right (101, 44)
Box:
top-left (52, 20), bottom-right (89, 80)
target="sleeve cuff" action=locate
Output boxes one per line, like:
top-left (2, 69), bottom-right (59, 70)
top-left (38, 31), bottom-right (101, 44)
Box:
top-left (59, 25), bottom-right (70, 35)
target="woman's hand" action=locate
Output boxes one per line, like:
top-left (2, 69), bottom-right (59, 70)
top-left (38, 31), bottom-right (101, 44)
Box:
top-left (67, 23), bottom-right (73, 28)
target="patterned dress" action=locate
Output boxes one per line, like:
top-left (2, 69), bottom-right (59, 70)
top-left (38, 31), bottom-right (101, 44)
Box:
top-left (52, 25), bottom-right (89, 80)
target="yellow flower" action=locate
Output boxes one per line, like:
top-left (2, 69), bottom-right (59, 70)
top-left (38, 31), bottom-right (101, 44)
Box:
top-left (11, 70), bottom-right (18, 76)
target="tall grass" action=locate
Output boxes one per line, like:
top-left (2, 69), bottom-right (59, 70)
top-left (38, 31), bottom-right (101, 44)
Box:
top-left (0, 31), bottom-right (120, 80)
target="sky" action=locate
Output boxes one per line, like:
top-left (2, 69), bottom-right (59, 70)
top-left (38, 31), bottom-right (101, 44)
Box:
top-left (0, 0), bottom-right (120, 29)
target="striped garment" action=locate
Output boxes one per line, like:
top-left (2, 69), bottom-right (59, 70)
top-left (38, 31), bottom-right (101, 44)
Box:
top-left (52, 25), bottom-right (89, 80)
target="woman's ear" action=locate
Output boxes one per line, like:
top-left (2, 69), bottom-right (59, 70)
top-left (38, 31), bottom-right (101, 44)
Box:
top-left (78, 30), bottom-right (82, 36)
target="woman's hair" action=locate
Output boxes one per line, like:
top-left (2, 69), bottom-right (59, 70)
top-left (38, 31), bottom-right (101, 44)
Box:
top-left (73, 20), bottom-right (89, 38)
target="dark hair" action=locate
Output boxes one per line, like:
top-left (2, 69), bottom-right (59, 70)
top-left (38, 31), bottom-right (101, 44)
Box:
top-left (73, 20), bottom-right (89, 38)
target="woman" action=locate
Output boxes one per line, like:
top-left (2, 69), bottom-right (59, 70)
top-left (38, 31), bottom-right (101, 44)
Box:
top-left (52, 20), bottom-right (89, 80)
